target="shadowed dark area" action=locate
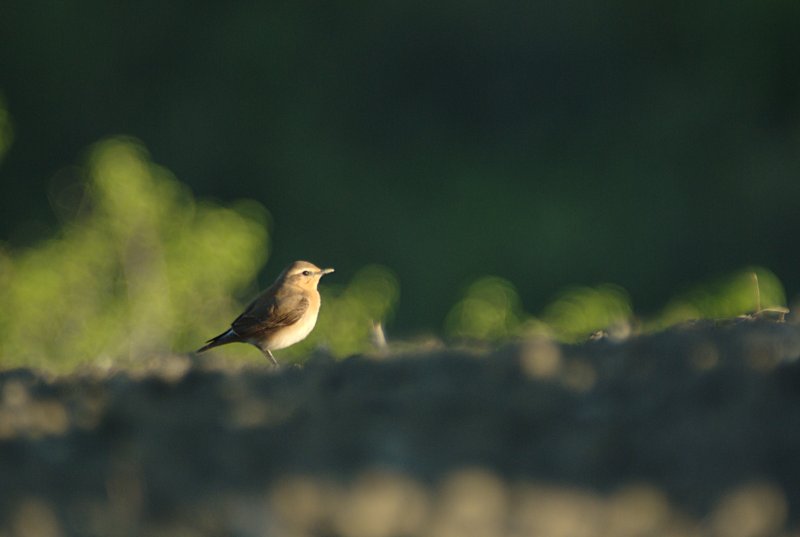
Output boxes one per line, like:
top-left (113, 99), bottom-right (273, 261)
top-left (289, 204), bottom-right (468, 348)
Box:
top-left (2, 320), bottom-right (800, 535)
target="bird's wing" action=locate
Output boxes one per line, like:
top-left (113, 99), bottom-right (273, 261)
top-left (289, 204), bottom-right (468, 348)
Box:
top-left (231, 288), bottom-right (310, 339)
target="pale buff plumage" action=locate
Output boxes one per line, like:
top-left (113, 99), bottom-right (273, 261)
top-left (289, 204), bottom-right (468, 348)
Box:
top-left (197, 260), bottom-right (334, 366)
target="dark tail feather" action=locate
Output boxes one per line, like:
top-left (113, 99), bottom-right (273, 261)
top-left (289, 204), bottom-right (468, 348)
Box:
top-left (196, 329), bottom-right (239, 353)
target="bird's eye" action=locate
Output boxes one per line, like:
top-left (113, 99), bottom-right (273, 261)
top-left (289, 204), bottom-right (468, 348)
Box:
top-left (302, 270), bottom-right (311, 276)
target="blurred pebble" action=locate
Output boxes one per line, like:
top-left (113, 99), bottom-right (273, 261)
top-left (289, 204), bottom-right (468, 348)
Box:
top-left (519, 338), bottom-right (562, 379)
top-left (11, 498), bottom-right (62, 537)
top-left (710, 482), bottom-right (787, 537)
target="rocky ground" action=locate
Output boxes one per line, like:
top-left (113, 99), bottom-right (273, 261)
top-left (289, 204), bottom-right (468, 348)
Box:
top-left (2, 319), bottom-right (800, 537)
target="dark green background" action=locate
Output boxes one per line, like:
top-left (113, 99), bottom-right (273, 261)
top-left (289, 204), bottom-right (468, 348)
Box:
top-left (2, 1), bottom-right (799, 334)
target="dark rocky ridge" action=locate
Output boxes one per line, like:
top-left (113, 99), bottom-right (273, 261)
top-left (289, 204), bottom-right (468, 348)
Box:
top-left (2, 319), bottom-right (800, 536)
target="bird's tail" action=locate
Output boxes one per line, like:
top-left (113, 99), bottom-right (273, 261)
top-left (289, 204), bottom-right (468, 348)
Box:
top-left (196, 329), bottom-right (239, 353)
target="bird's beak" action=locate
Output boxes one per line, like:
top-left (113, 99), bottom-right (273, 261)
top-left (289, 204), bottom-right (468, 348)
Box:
top-left (320, 268), bottom-right (335, 276)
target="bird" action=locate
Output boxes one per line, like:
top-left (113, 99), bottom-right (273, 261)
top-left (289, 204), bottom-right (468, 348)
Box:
top-left (196, 260), bottom-right (334, 366)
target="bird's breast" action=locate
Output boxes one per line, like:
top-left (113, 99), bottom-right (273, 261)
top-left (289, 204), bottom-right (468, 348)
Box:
top-left (263, 296), bottom-right (321, 350)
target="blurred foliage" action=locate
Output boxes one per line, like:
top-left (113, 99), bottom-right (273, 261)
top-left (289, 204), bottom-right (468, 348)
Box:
top-left (293, 265), bottom-right (400, 360)
top-left (445, 277), bottom-right (526, 341)
top-left (0, 137), bottom-right (268, 370)
top-left (0, 129), bottom-right (788, 370)
top-left (2, 3), bottom-right (799, 334)
top-left (0, 138), bottom-right (398, 370)
top-left (445, 278), bottom-right (632, 343)
top-left (542, 284), bottom-right (632, 342)
top-left (0, 134), bottom-right (788, 370)
top-left (446, 268), bottom-right (786, 343)
top-left (649, 268), bottom-right (786, 330)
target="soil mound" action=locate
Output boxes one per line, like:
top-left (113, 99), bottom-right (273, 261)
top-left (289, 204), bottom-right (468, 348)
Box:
top-left (2, 320), bottom-right (800, 536)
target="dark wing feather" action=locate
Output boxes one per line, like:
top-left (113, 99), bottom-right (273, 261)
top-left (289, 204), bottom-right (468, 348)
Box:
top-left (231, 289), bottom-right (309, 339)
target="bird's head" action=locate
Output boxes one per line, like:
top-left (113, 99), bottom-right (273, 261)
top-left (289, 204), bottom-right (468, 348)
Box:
top-left (281, 260), bottom-right (335, 290)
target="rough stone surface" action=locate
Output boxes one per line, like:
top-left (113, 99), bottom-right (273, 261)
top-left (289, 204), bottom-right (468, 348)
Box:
top-left (2, 319), bottom-right (800, 536)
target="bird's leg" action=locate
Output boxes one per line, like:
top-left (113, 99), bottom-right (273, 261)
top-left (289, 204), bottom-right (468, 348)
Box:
top-left (264, 348), bottom-right (279, 367)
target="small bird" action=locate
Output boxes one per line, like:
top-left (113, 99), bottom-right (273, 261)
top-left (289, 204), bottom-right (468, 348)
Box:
top-left (197, 260), bottom-right (334, 365)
